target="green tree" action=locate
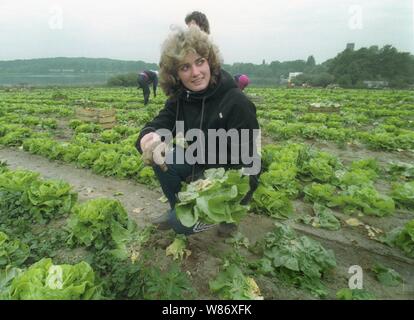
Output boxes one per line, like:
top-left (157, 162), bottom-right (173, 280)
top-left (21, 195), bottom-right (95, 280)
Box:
top-left (327, 45), bottom-right (414, 87)
top-left (306, 55), bottom-right (316, 67)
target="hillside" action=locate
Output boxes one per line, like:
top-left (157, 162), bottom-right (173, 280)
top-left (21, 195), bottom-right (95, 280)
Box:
top-left (0, 57), bottom-right (158, 86)
top-left (0, 57), bottom-right (158, 74)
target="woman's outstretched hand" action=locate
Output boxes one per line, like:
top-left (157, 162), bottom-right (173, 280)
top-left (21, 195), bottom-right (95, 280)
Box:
top-left (141, 133), bottom-right (168, 172)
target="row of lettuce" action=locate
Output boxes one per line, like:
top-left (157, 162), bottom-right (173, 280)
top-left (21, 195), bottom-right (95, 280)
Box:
top-left (0, 120), bottom-right (158, 186)
top-left (0, 101), bottom-right (158, 130)
top-left (1, 112), bottom-right (413, 235)
top-left (254, 88), bottom-right (414, 150)
top-left (2, 165), bottom-right (410, 299)
top-left (1, 98), bottom-right (413, 223)
top-left (262, 119), bottom-right (414, 151)
top-left (2, 87), bottom-right (414, 152)
top-left (0, 88), bottom-right (162, 129)
top-left (257, 143), bottom-right (414, 218)
top-left (0, 166), bottom-right (331, 299)
top-left (1, 88), bottom-right (413, 299)
top-left (1, 116), bottom-right (413, 220)
top-left (0, 164), bottom-right (206, 300)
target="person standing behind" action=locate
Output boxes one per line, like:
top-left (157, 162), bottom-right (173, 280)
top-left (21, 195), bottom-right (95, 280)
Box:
top-left (234, 74), bottom-right (250, 91)
top-left (137, 70), bottom-right (158, 105)
top-left (184, 11), bottom-right (210, 34)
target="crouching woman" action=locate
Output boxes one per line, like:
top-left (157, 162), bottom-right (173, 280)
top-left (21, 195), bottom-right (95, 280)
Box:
top-left (135, 26), bottom-right (261, 236)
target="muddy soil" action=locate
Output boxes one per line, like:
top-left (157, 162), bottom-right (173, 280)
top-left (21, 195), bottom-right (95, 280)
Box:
top-left (0, 147), bottom-right (168, 224)
top-left (1, 146), bottom-right (413, 300)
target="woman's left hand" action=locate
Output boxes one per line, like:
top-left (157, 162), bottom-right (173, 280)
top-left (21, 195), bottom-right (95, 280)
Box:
top-left (143, 140), bottom-right (168, 172)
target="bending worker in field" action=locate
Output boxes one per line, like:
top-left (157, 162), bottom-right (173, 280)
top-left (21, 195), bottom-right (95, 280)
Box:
top-left (234, 74), bottom-right (250, 91)
top-left (135, 27), bottom-right (261, 237)
top-left (137, 70), bottom-right (158, 105)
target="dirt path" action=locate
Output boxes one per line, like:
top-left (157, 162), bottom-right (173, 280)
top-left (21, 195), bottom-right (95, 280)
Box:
top-left (1, 146), bottom-right (413, 299)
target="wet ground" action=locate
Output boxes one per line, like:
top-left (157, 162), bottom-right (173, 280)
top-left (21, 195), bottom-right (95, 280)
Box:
top-left (1, 146), bottom-right (413, 299)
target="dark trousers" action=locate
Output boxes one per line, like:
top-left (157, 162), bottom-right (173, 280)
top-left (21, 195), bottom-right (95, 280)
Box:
top-left (137, 76), bottom-right (150, 105)
top-left (152, 147), bottom-right (215, 235)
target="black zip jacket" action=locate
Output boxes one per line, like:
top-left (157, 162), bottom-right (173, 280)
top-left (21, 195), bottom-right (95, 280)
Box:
top-left (136, 69), bottom-right (261, 196)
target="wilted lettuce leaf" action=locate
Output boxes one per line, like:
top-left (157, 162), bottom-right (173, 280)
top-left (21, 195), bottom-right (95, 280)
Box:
top-left (372, 263), bottom-right (403, 287)
top-left (166, 235), bottom-right (191, 261)
top-left (387, 161), bottom-right (414, 180)
top-left (298, 203), bottom-right (341, 231)
top-left (254, 223), bottom-right (336, 297)
top-left (382, 219), bottom-right (414, 258)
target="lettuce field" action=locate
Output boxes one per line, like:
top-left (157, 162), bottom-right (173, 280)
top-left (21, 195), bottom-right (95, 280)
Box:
top-left (0, 86), bottom-right (413, 300)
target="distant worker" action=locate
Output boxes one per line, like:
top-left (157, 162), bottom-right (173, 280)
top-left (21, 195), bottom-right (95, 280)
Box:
top-left (234, 74), bottom-right (250, 91)
top-left (184, 11), bottom-right (210, 34)
top-left (137, 70), bottom-right (158, 105)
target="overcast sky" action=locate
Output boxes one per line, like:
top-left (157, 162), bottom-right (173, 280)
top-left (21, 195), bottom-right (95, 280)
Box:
top-left (0, 0), bottom-right (413, 64)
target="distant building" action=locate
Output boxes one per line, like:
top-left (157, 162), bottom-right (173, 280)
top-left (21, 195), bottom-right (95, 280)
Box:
top-left (48, 69), bottom-right (75, 73)
top-left (363, 80), bottom-right (389, 89)
top-left (288, 72), bottom-right (303, 81)
top-left (346, 43), bottom-right (355, 51)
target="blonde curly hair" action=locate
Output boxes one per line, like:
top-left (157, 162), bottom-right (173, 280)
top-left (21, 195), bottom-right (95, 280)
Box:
top-left (159, 26), bottom-right (222, 99)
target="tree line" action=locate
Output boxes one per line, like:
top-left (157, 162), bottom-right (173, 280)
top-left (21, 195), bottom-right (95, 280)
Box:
top-left (0, 57), bottom-right (157, 74)
top-left (223, 45), bottom-right (414, 88)
top-left (108, 45), bottom-right (414, 88)
top-left (1, 45), bottom-right (413, 88)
